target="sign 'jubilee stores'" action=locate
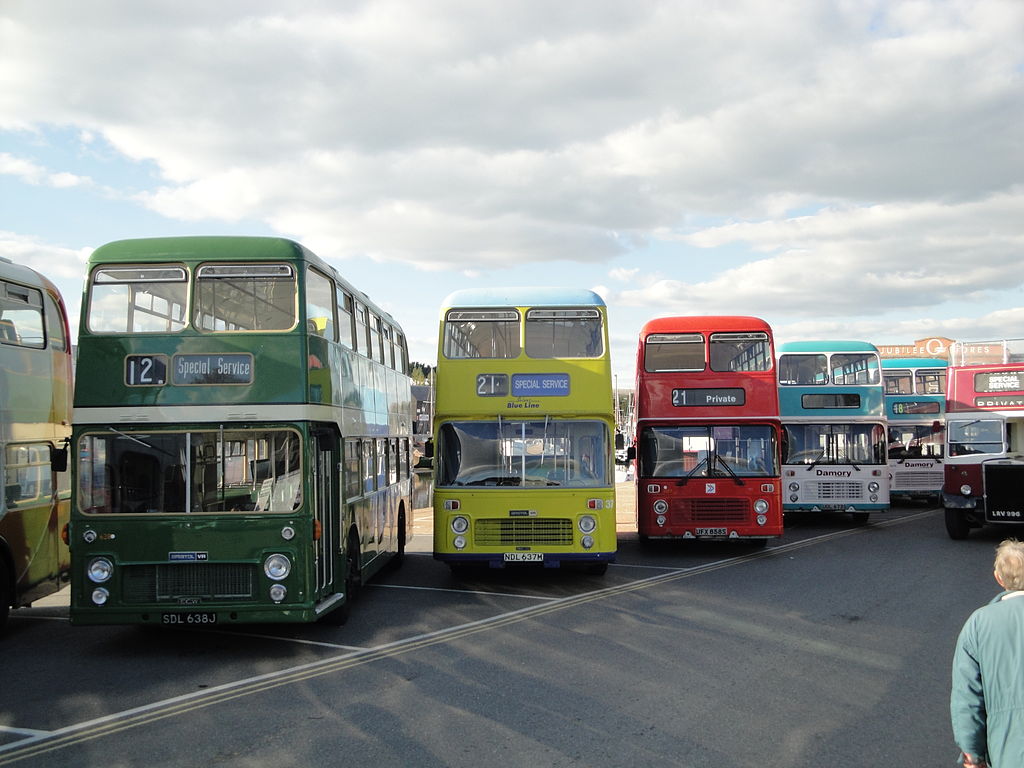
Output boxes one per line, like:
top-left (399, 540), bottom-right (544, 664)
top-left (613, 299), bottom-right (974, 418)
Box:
top-left (877, 337), bottom-right (954, 360)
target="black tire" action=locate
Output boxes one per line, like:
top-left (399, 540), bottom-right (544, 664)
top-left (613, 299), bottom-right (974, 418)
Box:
top-left (945, 507), bottom-right (971, 540)
top-left (321, 532), bottom-right (360, 626)
top-left (391, 509), bottom-right (406, 571)
top-left (586, 562), bottom-right (608, 576)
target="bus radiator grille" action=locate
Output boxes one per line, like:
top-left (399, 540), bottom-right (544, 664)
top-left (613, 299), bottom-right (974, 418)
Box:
top-left (669, 499), bottom-right (749, 524)
top-left (814, 482), bottom-right (864, 500)
top-left (892, 470), bottom-right (943, 490)
top-left (984, 464), bottom-right (1024, 518)
top-left (122, 563), bottom-right (258, 603)
top-left (474, 518), bottom-right (574, 546)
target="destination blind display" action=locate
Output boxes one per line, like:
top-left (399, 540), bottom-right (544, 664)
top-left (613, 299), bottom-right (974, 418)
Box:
top-left (512, 373), bottom-right (570, 397)
top-left (671, 388), bottom-right (745, 407)
top-left (976, 370), bottom-right (1024, 393)
top-left (476, 373), bottom-right (570, 397)
top-left (174, 354), bottom-right (254, 385)
top-left (891, 401), bottom-right (941, 415)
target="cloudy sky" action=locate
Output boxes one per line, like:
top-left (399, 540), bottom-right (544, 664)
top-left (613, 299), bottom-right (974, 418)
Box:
top-left (2, 0), bottom-right (1022, 382)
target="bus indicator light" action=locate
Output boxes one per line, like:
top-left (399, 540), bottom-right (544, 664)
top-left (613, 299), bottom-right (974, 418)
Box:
top-left (587, 499), bottom-right (602, 510)
top-left (444, 500), bottom-right (460, 511)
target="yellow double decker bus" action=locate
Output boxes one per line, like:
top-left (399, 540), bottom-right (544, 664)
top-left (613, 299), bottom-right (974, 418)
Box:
top-left (432, 288), bottom-right (616, 574)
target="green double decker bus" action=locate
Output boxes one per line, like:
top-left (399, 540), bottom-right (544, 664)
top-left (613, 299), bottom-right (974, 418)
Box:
top-left (69, 237), bottom-right (414, 626)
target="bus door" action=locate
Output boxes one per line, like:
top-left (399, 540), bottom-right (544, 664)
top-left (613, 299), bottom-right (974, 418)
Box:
top-left (313, 431), bottom-right (339, 595)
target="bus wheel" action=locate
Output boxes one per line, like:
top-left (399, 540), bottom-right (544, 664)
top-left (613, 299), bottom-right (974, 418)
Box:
top-left (391, 508), bottom-right (406, 570)
top-left (586, 562), bottom-right (608, 576)
top-left (323, 533), bottom-right (361, 626)
top-left (944, 507), bottom-right (971, 540)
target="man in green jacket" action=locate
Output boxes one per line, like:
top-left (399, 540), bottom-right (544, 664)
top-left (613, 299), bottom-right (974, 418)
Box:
top-left (951, 538), bottom-right (1024, 768)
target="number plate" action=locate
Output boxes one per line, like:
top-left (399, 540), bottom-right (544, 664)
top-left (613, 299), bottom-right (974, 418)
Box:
top-left (695, 527), bottom-right (728, 536)
top-left (503, 552), bottom-right (544, 562)
top-left (161, 612), bottom-right (218, 625)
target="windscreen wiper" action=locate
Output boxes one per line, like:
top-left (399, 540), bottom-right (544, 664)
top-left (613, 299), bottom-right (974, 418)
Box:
top-left (712, 455), bottom-right (745, 485)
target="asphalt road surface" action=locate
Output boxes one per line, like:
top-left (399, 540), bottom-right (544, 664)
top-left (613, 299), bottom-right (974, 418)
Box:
top-left (0, 488), bottom-right (1005, 767)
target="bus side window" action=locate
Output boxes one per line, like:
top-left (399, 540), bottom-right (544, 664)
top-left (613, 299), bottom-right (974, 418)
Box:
top-left (344, 439), bottom-right (361, 499)
top-left (354, 303), bottom-right (368, 357)
top-left (0, 318), bottom-right (16, 342)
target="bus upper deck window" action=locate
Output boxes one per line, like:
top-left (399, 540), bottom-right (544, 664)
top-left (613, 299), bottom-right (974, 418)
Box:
top-left (778, 354), bottom-right (827, 385)
top-left (525, 309), bottom-right (603, 359)
top-left (831, 353), bottom-right (880, 386)
top-left (443, 310), bottom-right (521, 359)
top-left (89, 266), bottom-right (187, 334)
top-left (305, 269), bottom-right (336, 341)
top-left (337, 290), bottom-right (355, 349)
top-left (884, 370), bottom-right (913, 395)
top-left (1, 281), bottom-right (45, 348)
top-left (709, 332), bottom-right (771, 372)
top-left (644, 333), bottom-right (704, 372)
top-left (194, 264), bottom-right (295, 332)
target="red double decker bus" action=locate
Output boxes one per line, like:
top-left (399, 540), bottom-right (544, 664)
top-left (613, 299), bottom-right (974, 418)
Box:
top-left (631, 317), bottom-right (784, 543)
top-left (943, 339), bottom-right (1024, 539)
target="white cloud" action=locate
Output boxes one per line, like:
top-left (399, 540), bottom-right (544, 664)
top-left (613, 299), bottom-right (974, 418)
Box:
top-left (0, 152), bottom-right (92, 188)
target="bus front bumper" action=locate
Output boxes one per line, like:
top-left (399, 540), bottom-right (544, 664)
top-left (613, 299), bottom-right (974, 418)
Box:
top-left (434, 551), bottom-right (615, 569)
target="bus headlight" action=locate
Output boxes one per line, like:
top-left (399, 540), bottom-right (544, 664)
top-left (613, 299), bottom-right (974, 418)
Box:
top-left (870, 495), bottom-right (879, 502)
top-left (790, 494), bottom-right (799, 503)
top-left (87, 557), bottom-right (113, 583)
top-left (754, 499), bottom-right (769, 514)
top-left (788, 482), bottom-right (800, 492)
top-left (91, 587), bottom-right (109, 606)
top-left (269, 584), bottom-right (287, 603)
top-left (960, 484), bottom-right (973, 496)
top-left (451, 516), bottom-right (469, 534)
top-left (579, 515), bottom-right (597, 534)
top-left (653, 499), bottom-right (668, 514)
top-left (453, 535), bottom-right (467, 550)
top-left (581, 535), bottom-right (594, 549)
top-left (868, 482), bottom-right (880, 493)
top-left (756, 515), bottom-right (767, 526)
top-left (264, 554), bottom-right (291, 581)
top-left (656, 515), bottom-right (666, 526)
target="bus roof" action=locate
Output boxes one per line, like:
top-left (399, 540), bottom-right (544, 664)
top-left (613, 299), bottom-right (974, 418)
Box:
top-left (881, 357), bottom-right (948, 369)
top-left (777, 340), bottom-right (880, 354)
top-left (89, 236), bottom-right (312, 264)
top-left (0, 256), bottom-right (63, 296)
top-left (639, 316), bottom-right (772, 336)
top-left (441, 287), bottom-right (606, 309)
